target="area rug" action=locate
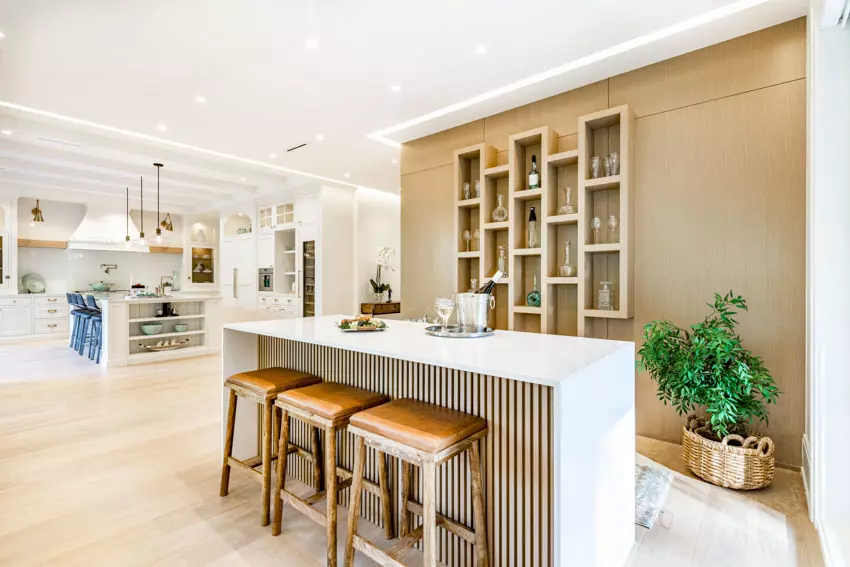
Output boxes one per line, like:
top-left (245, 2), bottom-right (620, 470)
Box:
top-left (635, 463), bottom-right (673, 529)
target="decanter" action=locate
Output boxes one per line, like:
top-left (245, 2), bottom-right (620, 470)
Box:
top-left (558, 241), bottom-right (575, 277)
top-left (526, 275), bottom-right (541, 307)
top-left (492, 194), bottom-right (508, 222)
top-left (497, 246), bottom-right (508, 276)
top-left (557, 187), bottom-right (576, 215)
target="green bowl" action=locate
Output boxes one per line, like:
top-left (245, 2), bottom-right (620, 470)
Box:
top-left (90, 282), bottom-right (113, 292)
top-left (140, 324), bottom-right (163, 336)
top-left (173, 324), bottom-right (189, 333)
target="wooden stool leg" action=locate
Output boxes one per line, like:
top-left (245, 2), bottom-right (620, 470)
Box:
top-left (343, 436), bottom-right (367, 567)
top-left (469, 441), bottom-right (489, 567)
top-left (377, 451), bottom-right (394, 540)
top-left (421, 461), bottom-right (438, 567)
top-left (272, 406), bottom-right (281, 458)
top-left (219, 389), bottom-right (238, 497)
top-left (400, 461), bottom-right (412, 537)
top-left (325, 426), bottom-right (339, 567)
top-left (261, 400), bottom-right (274, 526)
top-left (312, 426), bottom-right (324, 491)
top-left (272, 409), bottom-right (290, 536)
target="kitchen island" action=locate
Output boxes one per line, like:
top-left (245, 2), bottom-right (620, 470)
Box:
top-left (223, 315), bottom-right (635, 567)
top-left (100, 294), bottom-right (221, 366)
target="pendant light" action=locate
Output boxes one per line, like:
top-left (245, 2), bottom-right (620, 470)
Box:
top-left (125, 187), bottom-right (131, 247)
top-left (31, 199), bottom-right (45, 223)
top-left (138, 176), bottom-right (146, 245)
top-left (153, 163), bottom-right (163, 243)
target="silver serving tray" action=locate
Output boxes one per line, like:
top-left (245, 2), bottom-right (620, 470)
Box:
top-left (336, 324), bottom-right (388, 332)
top-left (425, 325), bottom-right (494, 338)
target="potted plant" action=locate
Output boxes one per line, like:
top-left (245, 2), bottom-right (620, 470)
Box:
top-left (637, 291), bottom-right (781, 489)
top-left (370, 247), bottom-right (395, 302)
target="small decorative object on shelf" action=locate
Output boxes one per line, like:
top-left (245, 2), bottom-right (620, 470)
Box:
top-left (470, 278), bottom-right (478, 293)
top-left (558, 241), bottom-right (575, 277)
top-left (527, 207), bottom-right (538, 248)
top-left (497, 246), bottom-right (508, 276)
top-left (492, 194), bottom-right (508, 222)
top-left (590, 156), bottom-right (601, 179)
top-left (463, 229), bottom-right (472, 252)
top-left (603, 157), bottom-right (612, 177)
top-left (598, 281), bottom-right (613, 311)
top-left (463, 182), bottom-right (471, 201)
top-left (528, 155), bottom-right (540, 189)
top-left (526, 275), bottom-right (541, 307)
top-left (607, 214), bottom-right (619, 242)
top-left (610, 151), bottom-right (620, 175)
top-left (557, 187), bottom-right (575, 215)
top-left (591, 216), bottom-right (602, 244)
top-left (474, 179), bottom-right (481, 199)
top-left (473, 228), bottom-right (480, 251)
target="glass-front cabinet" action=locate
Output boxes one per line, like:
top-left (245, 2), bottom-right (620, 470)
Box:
top-left (258, 201), bottom-right (295, 232)
top-left (258, 205), bottom-right (273, 231)
top-left (191, 246), bottom-right (216, 285)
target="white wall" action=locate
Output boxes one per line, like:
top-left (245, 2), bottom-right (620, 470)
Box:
top-left (18, 247), bottom-right (182, 293)
top-left (806, 3), bottom-right (850, 565)
top-left (353, 187), bottom-right (401, 306)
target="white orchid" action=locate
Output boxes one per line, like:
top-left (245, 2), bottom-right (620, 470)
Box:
top-left (376, 247), bottom-right (396, 272)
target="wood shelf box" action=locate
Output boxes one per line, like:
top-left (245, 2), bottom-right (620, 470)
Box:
top-left (584, 243), bottom-right (621, 253)
top-left (584, 175), bottom-right (621, 191)
top-left (547, 214), bottom-right (579, 226)
top-left (484, 221), bottom-right (509, 231)
top-left (513, 188), bottom-right (543, 201)
top-left (546, 277), bottom-right (579, 285)
top-left (483, 163), bottom-right (510, 179)
top-left (458, 198), bottom-right (481, 208)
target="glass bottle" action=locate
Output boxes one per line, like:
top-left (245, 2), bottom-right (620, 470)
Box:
top-left (598, 281), bottom-right (613, 311)
top-left (497, 246), bottom-right (508, 276)
top-left (558, 241), bottom-right (575, 277)
top-left (526, 275), bottom-right (541, 307)
top-left (528, 155), bottom-right (540, 189)
top-left (527, 207), bottom-right (538, 248)
top-left (474, 179), bottom-right (481, 199)
top-left (492, 194), bottom-right (508, 222)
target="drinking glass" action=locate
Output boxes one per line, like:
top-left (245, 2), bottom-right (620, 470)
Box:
top-left (434, 297), bottom-right (455, 332)
top-left (557, 186), bottom-right (575, 215)
top-left (603, 157), bottom-right (612, 177)
top-left (607, 214), bottom-right (619, 243)
top-left (474, 179), bottom-right (481, 199)
top-left (470, 278), bottom-right (478, 293)
top-left (463, 182), bottom-right (471, 201)
top-left (473, 228), bottom-right (481, 250)
top-left (463, 230), bottom-right (472, 252)
top-left (591, 216), bottom-right (602, 244)
top-left (497, 246), bottom-right (508, 275)
top-left (609, 152), bottom-right (620, 175)
top-left (590, 157), bottom-right (601, 179)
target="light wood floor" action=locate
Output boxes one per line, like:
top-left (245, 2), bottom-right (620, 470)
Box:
top-left (0, 339), bottom-right (824, 567)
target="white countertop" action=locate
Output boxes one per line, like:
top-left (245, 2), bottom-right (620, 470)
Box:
top-left (101, 294), bottom-right (219, 303)
top-left (223, 315), bottom-right (634, 387)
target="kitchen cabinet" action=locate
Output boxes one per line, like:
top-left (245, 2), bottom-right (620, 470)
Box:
top-left (182, 215), bottom-right (219, 290)
top-left (258, 234), bottom-right (274, 269)
top-left (221, 235), bottom-right (256, 309)
top-left (274, 202), bottom-right (295, 228)
top-left (0, 231), bottom-right (9, 290)
top-left (0, 304), bottom-right (34, 336)
top-left (258, 205), bottom-right (274, 231)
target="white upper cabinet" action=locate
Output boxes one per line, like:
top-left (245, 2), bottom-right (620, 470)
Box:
top-left (258, 234), bottom-right (274, 269)
top-left (295, 194), bottom-right (319, 225)
top-left (258, 205), bottom-right (274, 231)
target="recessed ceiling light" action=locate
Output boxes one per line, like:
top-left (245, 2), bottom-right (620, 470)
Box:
top-left (269, 152), bottom-right (277, 159)
top-left (343, 173), bottom-right (350, 178)
top-left (316, 134), bottom-right (325, 141)
top-left (392, 158), bottom-right (398, 165)
top-left (475, 45), bottom-right (487, 55)
top-left (1, 129), bottom-right (12, 136)
top-left (0, 32), bottom-right (5, 40)
top-left (305, 38), bottom-right (319, 50)
top-left (194, 96), bottom-right (206, 103)
top-left (156, 124), bottom-right (168, 131)
top-left (240, 177), bottom-right (246, 181)
top-left (391, 85), bottom-right (402, 93)
top-left (367, 0), bottom-right (772, 148)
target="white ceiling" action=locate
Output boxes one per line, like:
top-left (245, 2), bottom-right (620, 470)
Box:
top-left (0, 0), bottom-right (806, 208)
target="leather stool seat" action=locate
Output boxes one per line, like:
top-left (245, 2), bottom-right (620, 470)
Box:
top-left (278, 382), bottom-right (389, 420)
top-left (349, 398), bottom-right (487, 453)
top-left (225, 367), bottom-right (321, 400)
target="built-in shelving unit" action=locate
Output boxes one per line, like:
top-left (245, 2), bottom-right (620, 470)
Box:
top-left (453, 105), bottom-right (634, 337)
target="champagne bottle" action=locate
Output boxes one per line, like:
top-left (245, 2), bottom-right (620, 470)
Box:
top-left (527, 206), bottom-right (538, 248)
top-left (528, 155), bottom-right (540, 189)
top-left (476, 271), bottom-right (503, 295)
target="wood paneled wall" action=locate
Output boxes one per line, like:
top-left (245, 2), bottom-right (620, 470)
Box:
top-left (401, 18), bottom-right (807, 466)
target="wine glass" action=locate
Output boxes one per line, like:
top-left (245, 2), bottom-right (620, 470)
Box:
top-left (607, 214), bottom-right (618, 243)
top-left (470, 278), bottom-right (478, 293)
top-left (473, 228), bottom-right (481, 251)
top-left (434, 297), bottom-right (455, 332)
top-left (603, 157), bottom-right (612, 177)
top-left (590, 157), bottom-right (601, 179)
top-left (609, 152), bottom-right (620, 175)
top-left (462, 230), bottom-right (472, 252)
top-left (591, 216), bottom-right (602, 244)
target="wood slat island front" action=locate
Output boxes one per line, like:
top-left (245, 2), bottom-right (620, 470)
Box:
top-left (222, 316), bottom-right (635, 567)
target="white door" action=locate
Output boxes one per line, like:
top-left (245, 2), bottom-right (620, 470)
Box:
top-left (257, 234), bottom-right (274, 269)
top-left (0, 306), bottom-right (33, 336)
top-left (221, 236), bottom-right (256, 309)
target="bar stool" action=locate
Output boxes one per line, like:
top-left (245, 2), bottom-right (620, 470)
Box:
top-left (273, 382), bottom-right (391, 567)
top-left (220, 368), bottom-right (322, 525)
top-left (343, 399), bottom-right (489, 567)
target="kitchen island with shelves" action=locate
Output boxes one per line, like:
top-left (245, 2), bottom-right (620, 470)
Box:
top-left (222, 315), bottom-right (635, 567)
top-left (100, 294), bottom-right (221, 366)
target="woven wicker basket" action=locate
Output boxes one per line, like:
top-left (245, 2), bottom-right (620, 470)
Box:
top-left (681, 415), bottom-right (775, 490)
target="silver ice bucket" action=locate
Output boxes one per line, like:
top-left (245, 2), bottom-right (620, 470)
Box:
top-left (455, 293), bottom-right (495, 332)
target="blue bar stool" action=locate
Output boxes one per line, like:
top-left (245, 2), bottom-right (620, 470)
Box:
top-left (67, 292), bottom-right (81, 348)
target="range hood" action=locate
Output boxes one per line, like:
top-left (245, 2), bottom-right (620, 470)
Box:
top-left (67, 203), bottom-right (150, 253)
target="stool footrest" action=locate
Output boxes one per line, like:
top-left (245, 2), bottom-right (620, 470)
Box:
top-left (303, 478), bottom-right (353, 505)
top-left (353, 534), bottom-right (407, 567)
top-left (405, 499), bottom-right (476, 544)
top-left (280, 488), bottom-right (327, 527)
top-left (386, 525), bottom-right (424, 558)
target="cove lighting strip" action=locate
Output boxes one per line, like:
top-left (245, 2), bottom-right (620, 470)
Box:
top-left (0, 100), bottom-right (361, 190)
top-left (367, 0), bottom-right (772, 148)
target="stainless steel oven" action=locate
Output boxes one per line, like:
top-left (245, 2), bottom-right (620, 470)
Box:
top-left (258, 268), bottom-right (274, 292)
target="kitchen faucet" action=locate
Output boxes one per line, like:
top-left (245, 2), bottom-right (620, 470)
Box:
top-left (101, 264), bottom-right (118, 275)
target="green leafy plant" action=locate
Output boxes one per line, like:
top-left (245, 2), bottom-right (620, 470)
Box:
top-left (636, 291), bottom-right (780, 439)
top-left (369, 279), bottom-right (390, 294)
